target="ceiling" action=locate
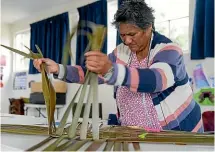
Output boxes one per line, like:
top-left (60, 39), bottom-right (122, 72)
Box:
top-left (1, 0), bottom-right (73, 24)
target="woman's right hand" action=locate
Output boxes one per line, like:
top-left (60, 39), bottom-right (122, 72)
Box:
top-left (33, 58), bottom-right (59, 74)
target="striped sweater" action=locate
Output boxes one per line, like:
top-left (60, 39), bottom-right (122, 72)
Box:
top-left (60, 31), bottom-right (203, 133)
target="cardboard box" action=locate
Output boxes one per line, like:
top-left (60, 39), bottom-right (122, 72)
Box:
top-left (31, 81), bottom-right (67, 93)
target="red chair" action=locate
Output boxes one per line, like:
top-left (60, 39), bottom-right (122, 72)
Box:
top-left (202, 111), bottom-right (214, 132)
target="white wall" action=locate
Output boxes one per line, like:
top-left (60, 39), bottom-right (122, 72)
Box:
top-left (4, 0), bottom-right (117, 120)
top-left (183, 54), bottom-right (214, 79)
top-left (0, 24), bottom-right (13, 113)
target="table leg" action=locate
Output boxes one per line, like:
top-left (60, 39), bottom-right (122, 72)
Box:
top-left (38, 108), bottom-right (41, 117)
top-left (36, 108), bottom-right (46, 118)
top-left (56, 108), bottom-right (59, 120)
top-left (25, 107), bottom-right (28, 115)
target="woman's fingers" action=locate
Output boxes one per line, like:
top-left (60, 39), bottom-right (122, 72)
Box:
top-left (85, 51), bottom-right (112, 75)
top-left (86, 65), bottom-right (101, 74)
top-left (85, 60), bottom-right (101, 73)
top-left (33, 59), bottom-right (41, 72)
top-left (86, 60), bottom-right (99, 67)
top-left (33, 58), bottom-right (59, 74)
top-left (86, 55), bottom-right (99, 62)
top-left (85, 51), bottom-right (104, 57)
top-left (33, 58), bottom-right (47, 72)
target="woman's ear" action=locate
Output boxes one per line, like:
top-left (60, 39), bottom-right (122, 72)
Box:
top-left (147, 25), bottom-right (153, 33)
top-left (145, 25), bottom-right (153, 36)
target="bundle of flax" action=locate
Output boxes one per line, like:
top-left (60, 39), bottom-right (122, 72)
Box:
top-left (1, 21), bottom-right (106, 150)
top-left (1, 44), bottom-right (56, 135)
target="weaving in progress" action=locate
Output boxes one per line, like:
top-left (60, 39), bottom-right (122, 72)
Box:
top-left (1, 21), bottom-right (214, 151)
top-left (1, 0), bottom-right (214, 151)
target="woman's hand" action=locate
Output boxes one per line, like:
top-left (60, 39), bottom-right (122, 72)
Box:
top-left (85, 51), bottom-right (112, 75)
top-left (33, 58), bottom-right (59, 74)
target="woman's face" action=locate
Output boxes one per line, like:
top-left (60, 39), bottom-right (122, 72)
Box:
top-left (119, 23), bottom-right (152, 53)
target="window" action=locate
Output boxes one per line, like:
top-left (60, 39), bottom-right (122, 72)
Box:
top-left (13, 30), bottom-right (30, 72)
top-left (146, 0), bottom-right (189, 52)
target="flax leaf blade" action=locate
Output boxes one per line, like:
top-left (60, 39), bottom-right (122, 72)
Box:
top-left (91, 73), bottom-right (99, 140)
top-left (56, 86), bottom-right (82, 136)
top-left (1, 44), bottom-right (33, 59)
top-left (68, 73), bottom-right (90, 138)
top-left (80, 73), bottom-right (94, 139)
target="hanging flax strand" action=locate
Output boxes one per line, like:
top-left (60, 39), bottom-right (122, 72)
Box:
top-left (35, 45), bottom-right (56, 134)
top-left (1, 44), bottom-right (56, 135)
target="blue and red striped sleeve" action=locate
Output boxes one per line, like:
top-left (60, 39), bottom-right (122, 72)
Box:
top-left (106, 45), bottom-right (187, 93)
top-left (63, 51), bottom-right (117, 84)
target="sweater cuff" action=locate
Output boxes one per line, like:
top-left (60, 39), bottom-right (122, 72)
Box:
top-left (106, 63), bottom-right (126, 86)
top-left (53, 64), bottom-right (65, 80)
top-left (103, 66), bottom-right (114, 81)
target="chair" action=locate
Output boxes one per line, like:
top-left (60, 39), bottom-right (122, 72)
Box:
top-left (9, 98), bottom-right (24, 115)
top-left (202, 111), bottom-right (214, 132)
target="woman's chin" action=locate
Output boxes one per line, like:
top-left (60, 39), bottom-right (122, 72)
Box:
top-left (129, 48), bottom-right (138, 53)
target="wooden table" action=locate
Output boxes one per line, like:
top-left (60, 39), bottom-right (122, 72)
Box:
top-left (1, 114), bottom-right (214, 151)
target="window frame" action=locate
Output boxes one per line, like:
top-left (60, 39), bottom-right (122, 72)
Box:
top-left (155, 16), bottom-right (190, 53)
top-left (13, 29), bottom-right (31, 72)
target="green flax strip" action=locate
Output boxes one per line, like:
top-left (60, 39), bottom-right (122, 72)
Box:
top-left (35, 45), bottom-right (56, 134)
top-left (68, 74), bottom-right (90, 138)
top-left (26, 137), bottom-right (53, 151)
top-left (56, 86), bottom-right (82, 136)
top-left (85, 140), bottom-right (105, 151)
top-left (43, 135), bottom-right (67, 151)
top-left (61, 26), bottom-right (77, 66)
top-left (87, 23), bottom-right (107, 140)
top-left (113, 142), bottom-right (121, 151)
top-left (122, 142), bottom-right (129, 151)
top-left (54, 140), bottom-right (76, 151)
top-left (91, 72), bottom-right (99, 140)
top-left (132, 142), bottom-right (140, 151)
top-left (66, 140), bottom-right (89, 151)
top-left (80, 73), bottom-right (94, 139)
top-left (103, 141), bottom-right (114, 151)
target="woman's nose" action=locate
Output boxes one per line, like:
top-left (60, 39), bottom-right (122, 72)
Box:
top-left (123, 36), bottom-right (132, 45)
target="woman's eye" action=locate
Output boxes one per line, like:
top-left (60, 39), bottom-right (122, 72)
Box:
top-left (129, 33), bottom-right (136, 36)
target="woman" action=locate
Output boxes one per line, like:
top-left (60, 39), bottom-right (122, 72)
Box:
top-left (34, 0), bottom-right (203, 132)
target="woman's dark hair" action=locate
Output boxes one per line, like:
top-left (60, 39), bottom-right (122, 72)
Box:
top-left (112, 0), bottom-right (155, 30)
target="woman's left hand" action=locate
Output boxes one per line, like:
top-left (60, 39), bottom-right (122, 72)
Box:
top-left (85, 51), bottom-right (112, 75)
